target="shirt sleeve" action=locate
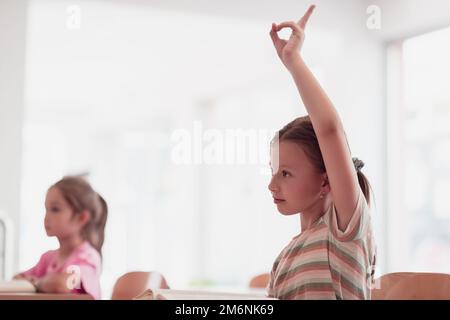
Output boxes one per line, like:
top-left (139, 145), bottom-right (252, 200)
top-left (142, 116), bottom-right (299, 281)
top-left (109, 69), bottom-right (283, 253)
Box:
top-left (66, 249), bottom-right (102, 299)
top-left (266, 269), bottom-right (275, 298)
top-left (21, 251), bottom-right (53, 278)
top-left (327, 189), bottom-right (371, 242)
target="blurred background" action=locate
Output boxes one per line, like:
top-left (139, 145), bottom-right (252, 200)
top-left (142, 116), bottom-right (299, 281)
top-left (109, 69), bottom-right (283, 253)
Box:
top-left (0, 0), bottom-right (449, 298)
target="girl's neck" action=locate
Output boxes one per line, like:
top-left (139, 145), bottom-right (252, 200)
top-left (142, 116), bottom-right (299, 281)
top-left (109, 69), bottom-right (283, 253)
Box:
top-left (300, 196), bottom-right (332, 232)
top-left (57, 235), bottom-right (84, 259)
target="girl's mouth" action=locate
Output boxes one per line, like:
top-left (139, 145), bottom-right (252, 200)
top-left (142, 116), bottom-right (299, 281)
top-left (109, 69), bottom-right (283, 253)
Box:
top-left (273, 198), bottom-right (286, 204)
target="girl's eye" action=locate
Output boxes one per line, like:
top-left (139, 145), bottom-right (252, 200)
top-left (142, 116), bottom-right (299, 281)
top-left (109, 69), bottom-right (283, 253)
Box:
top-left (50, 207), bottom-right (60, 213)
top-left (282, 170), bottom-right (291, 177)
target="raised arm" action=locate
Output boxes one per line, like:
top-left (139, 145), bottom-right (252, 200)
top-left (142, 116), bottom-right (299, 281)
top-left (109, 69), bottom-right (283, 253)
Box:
top-left (270, 5), bottom-right (361, 231)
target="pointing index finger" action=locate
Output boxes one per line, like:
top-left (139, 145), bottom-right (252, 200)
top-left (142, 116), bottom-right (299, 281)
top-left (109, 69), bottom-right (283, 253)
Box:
top-left (298, 5), bottom-right (316, 29)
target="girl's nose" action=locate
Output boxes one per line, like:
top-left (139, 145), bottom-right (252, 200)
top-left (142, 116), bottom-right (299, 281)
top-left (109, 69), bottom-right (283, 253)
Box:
top-left (268, 177), bottom-right (278, 193)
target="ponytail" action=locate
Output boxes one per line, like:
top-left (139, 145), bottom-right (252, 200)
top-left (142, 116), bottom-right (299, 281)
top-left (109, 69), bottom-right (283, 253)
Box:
top-left (90, 194), bottom-right (108, 257)
top-left (79, 192), bottom-right (108, 258)
top-left (357, 170), bottom-right (372, 207)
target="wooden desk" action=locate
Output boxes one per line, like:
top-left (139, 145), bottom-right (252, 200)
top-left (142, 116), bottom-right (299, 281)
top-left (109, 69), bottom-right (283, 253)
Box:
top-left (0, 293), bottom-right (93, 300)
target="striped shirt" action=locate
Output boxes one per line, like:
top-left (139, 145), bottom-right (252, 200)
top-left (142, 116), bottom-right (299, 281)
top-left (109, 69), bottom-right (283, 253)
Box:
top-left (267, 190), bottom-right (376, 300)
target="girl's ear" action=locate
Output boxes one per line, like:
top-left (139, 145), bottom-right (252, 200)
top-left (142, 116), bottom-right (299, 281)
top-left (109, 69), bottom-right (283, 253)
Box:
top-left (321, 174), bottom-right (331, 192)
top-left (78, 209), bottom-right (91, 227)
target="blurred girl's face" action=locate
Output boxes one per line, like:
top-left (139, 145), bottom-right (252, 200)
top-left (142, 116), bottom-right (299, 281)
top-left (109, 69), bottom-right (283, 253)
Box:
top-left (268, 141), bottom-right (325, 215)
top-left (44, 187), bottom-right (83, 239)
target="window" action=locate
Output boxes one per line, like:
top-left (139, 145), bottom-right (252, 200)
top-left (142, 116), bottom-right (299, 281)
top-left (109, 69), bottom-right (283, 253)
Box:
top-left (386, 27), bottom-right (450, 273)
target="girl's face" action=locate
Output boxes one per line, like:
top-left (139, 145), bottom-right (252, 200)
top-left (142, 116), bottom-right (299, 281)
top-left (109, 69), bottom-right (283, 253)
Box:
top-left (268, 141), bottom-right (326, 215)
top-left (44, 187), bottom-right (85, 239)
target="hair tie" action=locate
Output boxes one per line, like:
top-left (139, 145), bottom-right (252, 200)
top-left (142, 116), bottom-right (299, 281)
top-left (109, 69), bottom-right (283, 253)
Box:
top-left (352, 157), bottom-right (364, 172)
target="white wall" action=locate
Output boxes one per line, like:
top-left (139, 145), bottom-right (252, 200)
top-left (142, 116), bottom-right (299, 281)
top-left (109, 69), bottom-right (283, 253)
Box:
top-left (0, 0), bottom-right (27, 279)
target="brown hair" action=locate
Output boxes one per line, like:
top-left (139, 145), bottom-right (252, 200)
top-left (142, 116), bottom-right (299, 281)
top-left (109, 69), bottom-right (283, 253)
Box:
top-left (51, 175), bottom-right (108, 256)
top-left (274, 115), bottom-right (372, 206)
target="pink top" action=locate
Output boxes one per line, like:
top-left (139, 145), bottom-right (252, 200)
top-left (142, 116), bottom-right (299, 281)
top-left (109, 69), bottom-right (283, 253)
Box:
top-left (22, 241), bottom-right (102, 299)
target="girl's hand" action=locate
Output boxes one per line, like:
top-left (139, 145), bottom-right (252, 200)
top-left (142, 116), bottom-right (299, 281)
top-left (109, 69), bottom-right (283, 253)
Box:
top-left (13, 274), bottom-right (25, 280)
top-left (13, 274), bottom-right (36, 282)
top-left (270, 5), bottom-right (315, 70)
top-left (33, 273), bottom-right (73, 293)
top-left (13, 274), bottom-right (40, 290)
